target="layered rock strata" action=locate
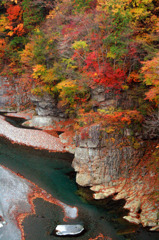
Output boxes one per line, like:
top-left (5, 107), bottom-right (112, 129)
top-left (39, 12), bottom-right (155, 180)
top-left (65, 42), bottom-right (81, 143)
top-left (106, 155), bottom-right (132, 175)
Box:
top-left (72, 124), bottom-right (159, 228)
top-left (72, 124), bottom-right (141, 186)
top-left (31, 94), bottom-right (67, 118)
top-left (29, 94), bottom-right (68, 127)
top-left (91, 86), bottom-right (118, 110)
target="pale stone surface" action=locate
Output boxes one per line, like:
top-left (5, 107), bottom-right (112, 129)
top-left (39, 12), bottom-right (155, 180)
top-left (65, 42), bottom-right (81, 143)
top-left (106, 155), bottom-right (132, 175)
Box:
top-left (72, 124), bottom-right (139, 187)
top-left (0, 166), bottom-right (32, 240)
top-left (0, 77), bottom-right (12, 110)
top-left (24, 116), bottom-right (65, 127)
top-left (72, 123), bottom-right (158, 229)
top-left (55, 224), bottom-right (84, 236)
top-left (150, 226), bottom-right (159, 231)
top-left (76, 173), bottom-right (92, 186)
top-left (94, 193), bottom-right (107, 200)
top-left (113, 190), bottom-right (127, 200)
top-left (90, 185), bottom-right (103, 192)
top-left (123, 216), bottom-right (140, 225)
top-left (0, 116), bottom-right (65, 152)
top-left (103, 188), bottom-right (116, 197)
top-left (124, 200), bottom-right (141, 213)
top-left (65, 146), bottom-right (75, 154)
top-left (59, 203), bottom-right (78, 219)
top-left (91, 86), bottom-right (118, 110)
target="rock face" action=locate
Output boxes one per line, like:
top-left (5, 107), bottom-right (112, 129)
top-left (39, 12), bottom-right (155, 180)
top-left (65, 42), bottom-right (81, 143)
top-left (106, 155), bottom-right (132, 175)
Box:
top-left (91, 86), bottom-right (118, 110)
top-left (29, 94), bottom-right (68, 127)
top-left (23, 115), bottom-right (65, 128)
top-left (0, 166), bottom-right (32, 240)
top-left (0, 77), bottom-right (11, 111)
top-left (0, 76), bottom-right (30, 112)
top-left (72, 124), bottom-right (140, 187)
top-left (72, 124), bottom-right (159, 228)
top-left (31, 94), bottom-right (67, 118)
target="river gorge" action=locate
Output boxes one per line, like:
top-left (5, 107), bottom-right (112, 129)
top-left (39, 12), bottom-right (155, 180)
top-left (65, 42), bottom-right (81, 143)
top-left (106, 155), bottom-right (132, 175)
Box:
top-left (0, 114), bottom-right (158, 240)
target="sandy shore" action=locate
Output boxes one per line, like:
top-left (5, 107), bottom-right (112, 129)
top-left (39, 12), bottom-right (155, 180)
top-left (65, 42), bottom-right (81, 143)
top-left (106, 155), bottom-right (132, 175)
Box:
top-left (0, 116), bottom-right (65, 152)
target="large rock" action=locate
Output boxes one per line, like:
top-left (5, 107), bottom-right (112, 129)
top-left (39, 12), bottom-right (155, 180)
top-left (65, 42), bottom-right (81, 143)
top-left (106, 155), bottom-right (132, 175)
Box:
top-left (55, 224), bottom-right (84, 236)
top-left (91, 86), bottom-right (118, 110)
top-left (23, 116), bottom-right (65, 128)
top-left (0, 76), bottom-right (30, 112)
top-left (0, 77), bottom-right (12, 111)
top-left (30, 94), bottom-right (67, 118)
top-left (72, 124), bottom-right (141, 187)
top-left (0, 166), bottom-right (32, 240)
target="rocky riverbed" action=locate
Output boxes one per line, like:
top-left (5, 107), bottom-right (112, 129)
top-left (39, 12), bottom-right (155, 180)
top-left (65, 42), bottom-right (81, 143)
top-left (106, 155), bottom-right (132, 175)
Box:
top-left (0, 115), bottom-right (65, 152)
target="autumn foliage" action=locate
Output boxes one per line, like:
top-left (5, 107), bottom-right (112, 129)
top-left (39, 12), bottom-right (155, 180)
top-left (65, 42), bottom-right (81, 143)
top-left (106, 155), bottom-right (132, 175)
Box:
top-left (0, 0), bottom-right (158, 114)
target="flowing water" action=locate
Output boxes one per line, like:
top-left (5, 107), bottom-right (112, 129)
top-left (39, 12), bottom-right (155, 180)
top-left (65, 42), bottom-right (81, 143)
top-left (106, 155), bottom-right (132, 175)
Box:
top-left (0, 116), bottom-right (159, 240)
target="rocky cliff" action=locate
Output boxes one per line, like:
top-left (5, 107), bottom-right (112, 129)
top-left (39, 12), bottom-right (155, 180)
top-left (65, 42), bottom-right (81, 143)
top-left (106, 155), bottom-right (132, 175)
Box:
top-left (26, 94), bottom-right (67, 127)
top-left (72, 124), bottom-right (159, 229)
top-left (28, 87), bottom-right (159, 230)
top-left (72, 124), bottom-right (142, 186)
top-left (0, 77), bottom-right (11, 111)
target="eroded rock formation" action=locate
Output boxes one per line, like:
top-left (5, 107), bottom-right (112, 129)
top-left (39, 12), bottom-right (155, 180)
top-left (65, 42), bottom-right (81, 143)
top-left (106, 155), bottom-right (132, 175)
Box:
top-left (72, 124), bottom-right (142, 186)
top-left (72, 124), bottom-right (159, 229)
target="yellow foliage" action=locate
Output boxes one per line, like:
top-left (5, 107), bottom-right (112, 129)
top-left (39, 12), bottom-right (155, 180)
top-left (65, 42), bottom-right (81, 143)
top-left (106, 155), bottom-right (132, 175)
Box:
top-left (56, 79), bottom-right (77, 90)
top-left (105, 127), bottom-right (115, 133)
top-left (0, 15), bottom-right (9, 32)
top-left (11, 0), bottom-right (18, 3)
top-left (98, 107), bottom-right (115, 115)
top-left (97, 0), bottom-right (154, 21)
top-left (47, 10), bottom-right (56, 19)
top-left (121, 84), bottom-right (129, 90)
top-left (32, 64), bottom-right (46, 79)
top-left (20, 43), bottom-right (34, 66)
top-left (107, 51), bottom-right (116, 59)
top-left (42, 68), bottom-right (57, 83)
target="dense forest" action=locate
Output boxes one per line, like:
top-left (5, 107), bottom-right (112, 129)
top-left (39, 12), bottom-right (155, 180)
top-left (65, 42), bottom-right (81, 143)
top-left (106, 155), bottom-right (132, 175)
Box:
top-left (0, 0), bottom-right (159, 141)
top-left (0, 0), bottom-right (158, 114)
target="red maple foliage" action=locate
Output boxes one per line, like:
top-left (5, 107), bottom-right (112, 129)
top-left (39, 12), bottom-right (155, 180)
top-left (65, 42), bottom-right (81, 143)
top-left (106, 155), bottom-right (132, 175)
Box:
top-left (84, 52), bottom-right (125, 90)
top-left (7, 5), bottom-right (22, 22)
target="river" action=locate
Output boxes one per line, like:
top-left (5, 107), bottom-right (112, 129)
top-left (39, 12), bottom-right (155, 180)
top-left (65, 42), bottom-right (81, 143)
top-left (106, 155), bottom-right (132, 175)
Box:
top-left (0, 115), bottom-right (158, 240)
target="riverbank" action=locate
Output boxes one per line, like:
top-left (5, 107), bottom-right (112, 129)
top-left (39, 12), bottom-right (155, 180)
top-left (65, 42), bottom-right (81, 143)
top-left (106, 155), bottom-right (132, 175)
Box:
top-left (0, 115), bottom-right (65, 152)
top-left (0, 113), bottom-right (159, 239)
top-left (0, 136), bottom-right (122, 240)
top-left (0, 164), bottom-right (79, 240)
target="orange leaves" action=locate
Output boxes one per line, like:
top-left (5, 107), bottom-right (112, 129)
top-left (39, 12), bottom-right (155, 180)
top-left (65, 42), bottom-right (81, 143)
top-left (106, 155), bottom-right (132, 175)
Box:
top-left (76, 109), bottom-right (143, 132)
top-left (103, 110), bottom-right (143, 126)
top-left (0, 39), bottom-right (6, 58)
top-left (141, 53), bottom-right (159, 104)
top-left (32, 64), bottom-right (46, 79)
top-left (127, 72), bottom-right (140, 83)
top-left (89, 233), bottom-right (112, 240)
top-left (13, 23), bottom-right (25, 36)
top-left (7, 5), bottom-right (22, 22)
top-left (6, 4), bottom-right (25, 37)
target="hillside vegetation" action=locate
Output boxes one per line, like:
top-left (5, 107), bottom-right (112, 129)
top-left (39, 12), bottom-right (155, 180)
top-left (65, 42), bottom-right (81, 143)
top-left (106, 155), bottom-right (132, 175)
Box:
top-left (0, 0), bottom-right (158, 115)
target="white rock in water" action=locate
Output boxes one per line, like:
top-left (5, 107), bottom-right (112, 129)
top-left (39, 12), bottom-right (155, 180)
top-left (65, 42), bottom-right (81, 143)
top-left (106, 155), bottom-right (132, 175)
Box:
top-left (55, 224), bottom-right (84, 236)
top-left (0, 216), bottom-right (7, 228)
top-left (0, 222), bottom-right (3, 228)
top-left (0, 221), bottom-right (6, 228)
